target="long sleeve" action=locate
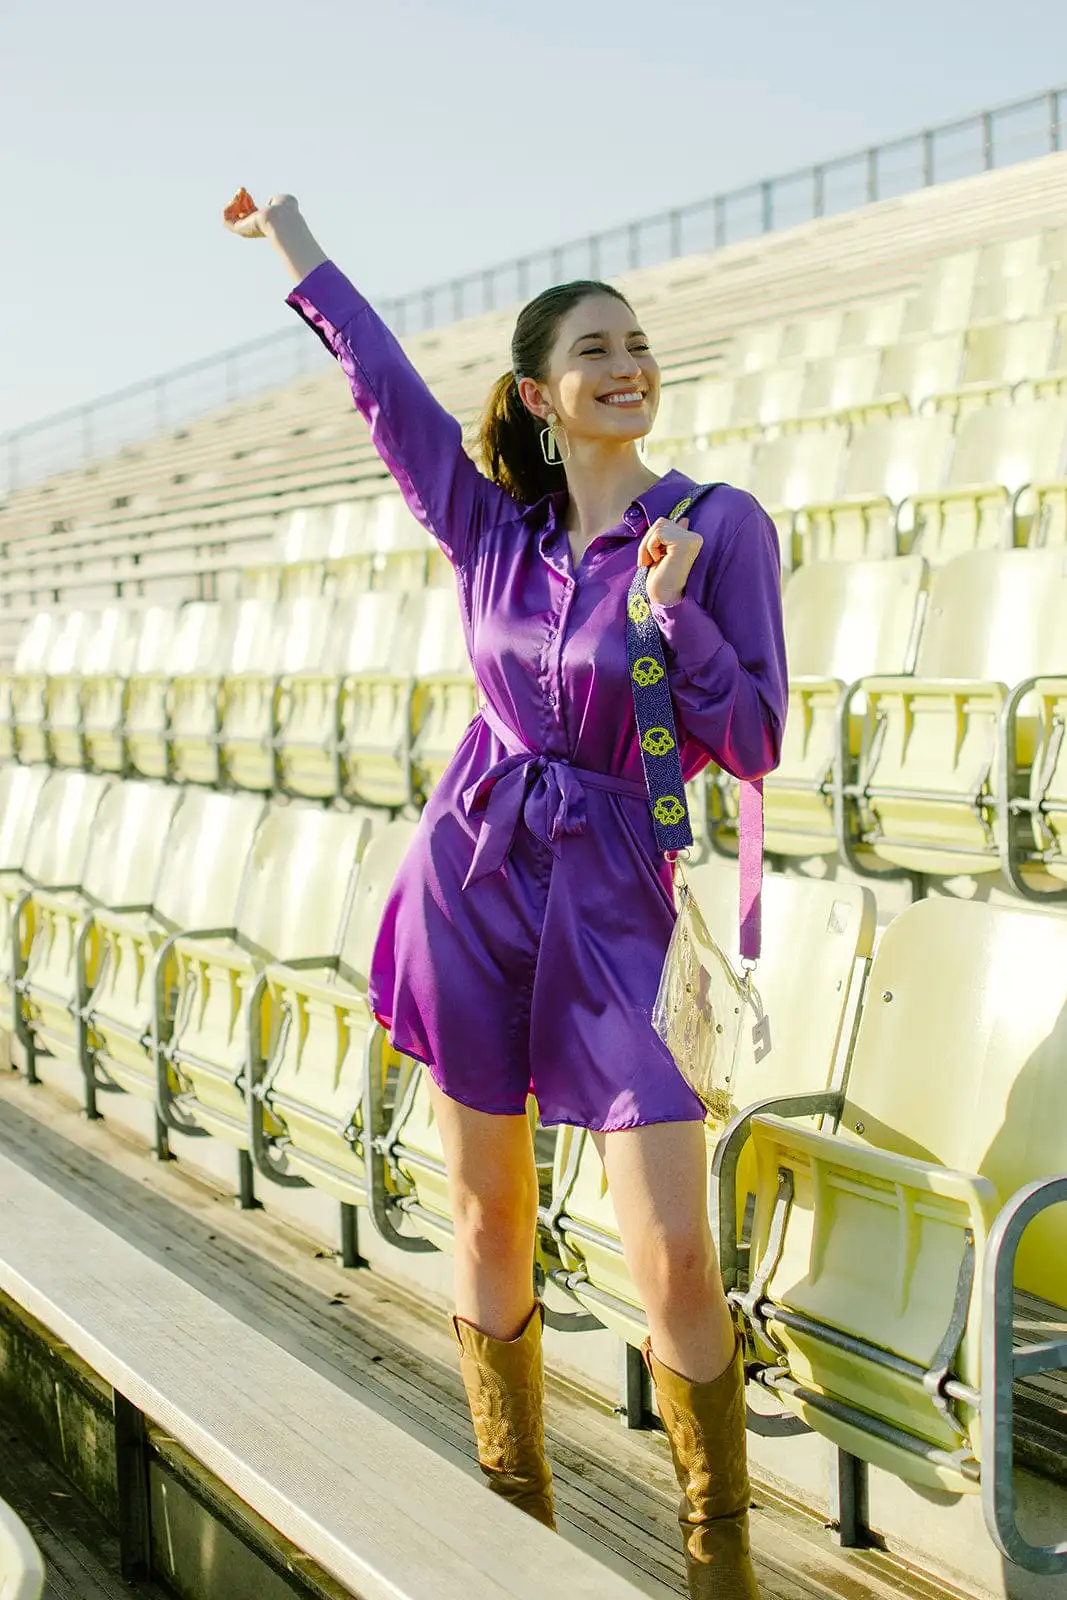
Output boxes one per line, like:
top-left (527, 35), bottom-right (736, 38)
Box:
top-left (286, 261), bottom-right (519, 568)
top-left (649, 502), bottom-right (787, 779)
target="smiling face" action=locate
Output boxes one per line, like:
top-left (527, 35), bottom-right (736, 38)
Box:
top-left (520, 292), bottom-right (660, 446)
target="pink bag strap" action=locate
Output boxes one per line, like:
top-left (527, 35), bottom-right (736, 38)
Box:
top-left (738, 777), bottom-right (764, 964)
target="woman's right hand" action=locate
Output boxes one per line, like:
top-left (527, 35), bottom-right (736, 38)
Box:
top-left (223, 190), bottom-right (301, 240)
top-left (222, 190), bottom-right (327, 282)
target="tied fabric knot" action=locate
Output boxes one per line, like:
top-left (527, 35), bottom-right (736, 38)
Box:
top-left (461, 750), bottom-right (588, 889)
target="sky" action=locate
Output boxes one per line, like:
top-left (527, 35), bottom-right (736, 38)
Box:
top-left (1, 0), bottom-right (1065, 438)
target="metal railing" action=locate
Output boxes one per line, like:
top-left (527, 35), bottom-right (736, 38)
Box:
top-left (3, 83), bottom-right (1064, 497)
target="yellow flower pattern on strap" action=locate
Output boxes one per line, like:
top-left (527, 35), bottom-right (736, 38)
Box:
top-left (654, 795), bottom-right (686, 827)
top-left (642, 726), bottom-right (676, 757)
top-left (632, 657), bottom-right (664, 688)
top-left (628, 594), bottom-right (651, 625)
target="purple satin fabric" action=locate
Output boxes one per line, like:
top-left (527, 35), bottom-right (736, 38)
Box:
top-left (287, 262), bottom-right (787, 1130)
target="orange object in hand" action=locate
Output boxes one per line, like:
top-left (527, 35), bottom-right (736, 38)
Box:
top-left (223, 188), bottom-right (258, 224)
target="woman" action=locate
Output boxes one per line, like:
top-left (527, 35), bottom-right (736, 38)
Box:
top-left (227, 191), bottom-right (786, 1600)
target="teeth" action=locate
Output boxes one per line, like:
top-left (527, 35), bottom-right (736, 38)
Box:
top-left (603, 392), bottom-right (642, 404)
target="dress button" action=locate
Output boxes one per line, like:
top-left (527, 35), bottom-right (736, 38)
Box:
top-left (548, 693), bottom-right (558, 709)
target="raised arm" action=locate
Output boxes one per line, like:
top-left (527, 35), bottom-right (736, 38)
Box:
top-left (647, 501), bottom-right (787, 779)
top-left (225, 193), bottom-right (519, 568)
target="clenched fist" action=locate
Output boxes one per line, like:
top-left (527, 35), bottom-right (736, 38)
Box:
top-left (637, 516), bottom-right (702, 608)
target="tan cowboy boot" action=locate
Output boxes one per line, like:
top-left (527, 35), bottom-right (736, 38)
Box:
top-left (642, 1333), bottom-right (760, 1599)
top-left (452, 1301), bottom-right (556, 1530)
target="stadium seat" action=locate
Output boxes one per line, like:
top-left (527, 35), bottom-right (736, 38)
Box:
top-left (0, 771), bottom-right (112, 1031)
top-left (23, 609), bottom-right (98, 766)
top-left (899, 250), bottom-right (979, 337)
top-left (847, 548), bottom-right (1067, 882)
top-left (325, 498), bottom-right (377, 596)
top-left (125, 601), bottom-right (226, 781)
top-left (793, 350), bottom-right (903, 429)
top-left (724, 321), bottom-right (787, 374)
top-left (0, 1493), bottom-right (45, 1600)
top-left (540, 865), bottom-right (875, 1346)
top-left (0, 615), bottom-right (55, 763)
top-left (777, 310), bottom-right (844, 365)
top-left (761, 557), bottom-right (928, 857)
top-left (906, 398), bottom-right (1067, 563)
top-left (48, 605), bottom-right (144, 772)
top-left (1007, 673), bottom-right (1067, 891)
top-left (794, 413), bottom-right (955, 564)
top-left (83, 606), bottom-right (167, 774)
top-left (745, 429), bottom-right (849, 565)
top-left (925, 318), bottom-right (1062, 415)
top-left (0, 768), bottom-right (51, 878)
top-left (249, 821), bottom-right (421, 1237)
top-left (219, 596), bottom-right (338, 793)
top-left (837, 295), bottom-right (907, 351)
top-left (85, 789), bottom-right (266, 1121)
top-left (716, 895), bottom-right (1067, 1572)
top-left (342, 589), bottom-right (468, 809)
top-left (275, 592), bottom-right (405, 800)
top-left (18, 780), bottom-right (182, 1077)
top-left (159, 805), bottom-right (368, 1188)
top-left (874, 332), bottom-right (965, 412)
top-left (365, 495), bottom-right (438, 590)
top-left (170, 599), bottom-right (275, 786)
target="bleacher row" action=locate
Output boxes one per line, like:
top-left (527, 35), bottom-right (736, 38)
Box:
top-left (2, 536), bottom-right (1066, 897)
top-left (0, 761), bottom-right (1065, 1573)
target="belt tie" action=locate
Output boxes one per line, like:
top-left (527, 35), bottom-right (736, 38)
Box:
top-left (460, 699), bottom-right (647, 890)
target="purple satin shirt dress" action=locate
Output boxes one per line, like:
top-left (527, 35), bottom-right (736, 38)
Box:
top-left (287, 262), bottom-right (788, 1132)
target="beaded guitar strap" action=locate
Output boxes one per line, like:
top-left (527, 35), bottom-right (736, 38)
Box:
top-left (626, 483), bottom-right (764, 962)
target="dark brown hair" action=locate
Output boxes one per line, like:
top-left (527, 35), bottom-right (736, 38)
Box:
top-left (478, 279), bottom-right (634, 508)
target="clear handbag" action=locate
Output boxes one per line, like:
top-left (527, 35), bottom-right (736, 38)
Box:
top-left (652, 857), bottom-right (770, 1122)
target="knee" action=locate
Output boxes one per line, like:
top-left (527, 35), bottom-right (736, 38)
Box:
top-left (633, 1221), bottom-right (718, 1316)
top-left (451, 1171), bottom-right (538, 1263)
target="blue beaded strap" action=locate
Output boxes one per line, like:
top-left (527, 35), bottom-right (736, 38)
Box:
top-left (626, 483), bottom-right (723, 857)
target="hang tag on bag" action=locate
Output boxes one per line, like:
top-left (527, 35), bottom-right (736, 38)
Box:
top-left (651, 859), bottom-right (770, 1122)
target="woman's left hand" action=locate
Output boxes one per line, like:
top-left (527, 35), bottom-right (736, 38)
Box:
top-left (637, 516), bottom-right (702, 608)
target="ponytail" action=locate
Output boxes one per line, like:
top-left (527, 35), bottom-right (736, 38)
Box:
top-left (477, 277), bottom-right (635, 510)
top-left (478, 372), bottom-right (561, 508)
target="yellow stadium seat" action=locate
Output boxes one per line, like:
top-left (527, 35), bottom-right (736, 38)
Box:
top-left (899, 250), bottom-right (979, 337)
top-left (73, 606), bottom-right (145, 773)
top-left (907, 398), bottom-right (1067, 563)
top-left (275, 592), bottom-right (407, 800)
top-left (220, 597), bottom-right (338, 793)
top-left (1009, 674), bottom-right (1067, 891)
top-left (795, 413), bottom-right (954, 564)
top-left (793, 350), bottom-right (903, 429)
top-left (249, 822), bottom-right (424, 1246)
top-left (19, 780), bottom-right (182, 1079)
top-left (341, 590), bottom-right (465, 809)
top-left (837, 296), bottom-right (907, 351)
top-left (366, 495), bottom-right (434, 590)
top-left (0, 771), bottom-right (112, 1033)
top-left (848, 549), bottom-right (1067, 881)
top-left (125, 601), bottom-right (224, 781)
top-left (85, 789), bottom-right (266, 1127)
top-left (0, 767), bottom-right (51, 876)
top-left (326, 498), bottom-right (377, 596)
top-left (761, 557), bottom-right (928, 857)
top-left (926, 319), bottom-right (1061, 416)
top-left (30, 609), bottom-right (97, 767)
top-left (0, 1493), bottom-right (45, 1600)
top-left (724, 321), bottom-right (787, 374)
top-left (777, 310), bottom-right (844, 365)
top-left (748, 429), bottom-right (849, 566)
top-left (671, 440), bottom-right (756, 493)
top-left (729, 366), bottom-right (808, 436)
top-left (409, 596), bottom-right (477, 802)
top-left (159, 805), bottom-right (368, 1195)
top-left (718, 896), bottom-right (1067, 1561)
top-left (0, 616), bottom-right (55, 763)
top-left (541, 866), bottom-right (875, 1346)
top-left (170, 600), bottom-right (276, 786)
top-left (875, 332), bottom-right (964, 412)
top-left (242, 505), bottom-right (332, 600)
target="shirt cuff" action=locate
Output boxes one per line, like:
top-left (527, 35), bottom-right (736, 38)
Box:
top-left (286, 260), bottom-right (370, 332)
top-left (650, 592), bottom-right (727, 675)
